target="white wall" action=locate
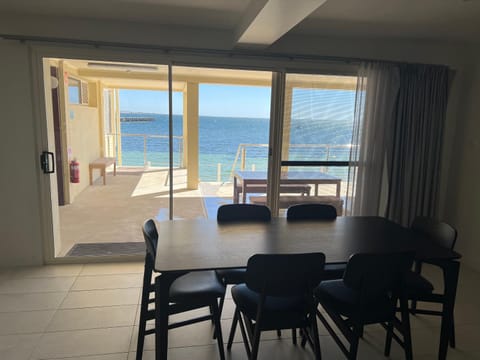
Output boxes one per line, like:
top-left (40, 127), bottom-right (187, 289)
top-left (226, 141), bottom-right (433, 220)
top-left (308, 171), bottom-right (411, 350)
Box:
top-left (0, 41), bottom-right (44, 266)
top-left (0, 16), bottom-right (478, 268)
top-left (444, 54), bottom-right (480, 271)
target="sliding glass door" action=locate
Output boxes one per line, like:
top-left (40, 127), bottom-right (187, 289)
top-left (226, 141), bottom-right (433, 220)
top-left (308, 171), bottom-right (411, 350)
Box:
top-left (275, 73), bottom-right (358, 216)
top-left (170, 66), bottom-right (272, 219)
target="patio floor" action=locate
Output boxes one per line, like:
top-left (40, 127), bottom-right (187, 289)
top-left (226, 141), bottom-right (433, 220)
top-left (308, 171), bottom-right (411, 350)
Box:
top-left (58, 168), bottom-right (233, 256)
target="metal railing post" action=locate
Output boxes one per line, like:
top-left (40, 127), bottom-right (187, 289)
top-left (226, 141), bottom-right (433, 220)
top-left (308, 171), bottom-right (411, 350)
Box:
top-left (143, 135), bottom-right (147, 166)
top-left (241, 147), bottom-right (246, 170)
top-left (217, 163), bottom-right (222, 182)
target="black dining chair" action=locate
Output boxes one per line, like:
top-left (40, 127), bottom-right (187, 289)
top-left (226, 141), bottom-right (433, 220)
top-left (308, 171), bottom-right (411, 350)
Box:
top-left (315, 252), bottom-right (415, 360)
top-left (215, 204), bottom-right (272, 313)
top-left (227, 253), bottom-right (326, 360)
top-left (287, 204), bottom-right (346, 280)
top-left (137, 219), bottom-right (226, 360)
top-left (407, 216), bottom-right (458, 348)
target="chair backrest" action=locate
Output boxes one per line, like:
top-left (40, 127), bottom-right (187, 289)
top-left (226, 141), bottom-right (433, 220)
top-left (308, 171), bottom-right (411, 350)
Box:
top-left (411, 216), bottom-right (457, 250)
top-left (343, 252), bottom-right (415, 304)
top-left (286, 203), bottom-right (337, 221)
top-left (217, 204), bottom-right (271, 222)
top-left (142, 219), bottom-right (158, 263)
top-left (245, 253), bottom-right (325, 297)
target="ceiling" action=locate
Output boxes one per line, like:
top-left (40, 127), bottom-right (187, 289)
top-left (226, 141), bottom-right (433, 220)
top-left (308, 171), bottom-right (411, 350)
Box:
top-left (1, 0), bottom-right (480, 45)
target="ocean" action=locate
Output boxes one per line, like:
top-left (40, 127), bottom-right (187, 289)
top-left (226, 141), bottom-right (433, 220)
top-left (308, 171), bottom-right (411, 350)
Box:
top-left (119, 113), bottom-right (353, 182)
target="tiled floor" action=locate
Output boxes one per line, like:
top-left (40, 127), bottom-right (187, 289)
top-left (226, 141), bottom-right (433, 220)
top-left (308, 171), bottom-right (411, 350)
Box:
top-left (0, 262), bottom-right (479, 360)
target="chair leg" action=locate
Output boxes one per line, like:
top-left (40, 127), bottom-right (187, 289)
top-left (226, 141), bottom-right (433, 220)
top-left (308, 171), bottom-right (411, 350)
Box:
top-left (292, 328), bottom-right (297, 345)
top-left (410, 299), bottom-right (417, 314)
top-left (237, 312), bottom-right (252, 358)
top-left (227, 308), bottom-right (239, 350)
top-left (310, 314), bottom-right (322, 360)
top-left (450, 313), bottom-right (456, 348)
top-left (136, 263), bottom-right (152, 360)
top-left (276, 329), bottom-right (282, 337)
top-left (218, 292), bottom-right (226, 318)
top-left (348, 332), bottom-right (359, 360)
top-left (211, 300), bottom-right (226, 360)
top-left (250, 320), bottom-right (262, 360)
top-left (400, 298), bottom-right (413, 360)
top-left (136, 304), bottom-right (148, 360)
top-left (209, 303), bottom-right (221, 340)
top-left (384, 321), bottom-right (394, 357)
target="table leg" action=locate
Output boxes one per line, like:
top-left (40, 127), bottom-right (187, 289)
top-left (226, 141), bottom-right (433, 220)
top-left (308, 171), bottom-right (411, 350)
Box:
top-left (89, 167), bottom-right (93, 185)
top-left (242, 182), bottom-right (247, 204)
top-left (154, 273), bottom-right (179, 360)
top-left (336, 181), bottom-right (341, 198)
top-left (314, 184), bottom-right (318, 196)
top-left (113, 161), bottom-right (117, 176)
top-left (233, 177), bottom-right (239, 204)
top-left (438, 260), bottom-right (460, 360)
top-left (102, 167), bottom-right (106, 185)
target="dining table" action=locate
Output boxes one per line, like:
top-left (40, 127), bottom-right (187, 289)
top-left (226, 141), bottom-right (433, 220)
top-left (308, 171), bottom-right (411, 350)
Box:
top-left (151, 216), bottom-right (461, 360)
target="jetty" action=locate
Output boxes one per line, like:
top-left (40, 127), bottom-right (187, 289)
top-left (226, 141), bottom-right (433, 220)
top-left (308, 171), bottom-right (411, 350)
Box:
top-left (120, 116), bottom-right (154, 122)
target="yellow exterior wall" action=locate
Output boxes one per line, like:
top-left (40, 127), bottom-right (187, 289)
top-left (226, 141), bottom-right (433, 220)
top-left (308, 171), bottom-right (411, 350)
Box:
top-left (66, 105), bottom-right (101, 201)
top-left (183, 82), bottom-right (199, 189)
top-left (59, 64), bottom-right (102, 202)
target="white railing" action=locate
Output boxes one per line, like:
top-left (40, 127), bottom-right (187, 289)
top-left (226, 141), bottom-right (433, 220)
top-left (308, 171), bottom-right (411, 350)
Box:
top-left (229, 143), bottom-right (354, 180)
top-left (105, 133), bottom-right (184, 168)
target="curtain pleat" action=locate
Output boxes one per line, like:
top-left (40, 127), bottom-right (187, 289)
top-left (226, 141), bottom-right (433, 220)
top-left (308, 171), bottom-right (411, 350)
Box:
top-left (346, 62), bottom-right (399, 216)
top-left (348, 63), bottom-right (449, 225)
top-left (385, 65), bottom-right (449, 226)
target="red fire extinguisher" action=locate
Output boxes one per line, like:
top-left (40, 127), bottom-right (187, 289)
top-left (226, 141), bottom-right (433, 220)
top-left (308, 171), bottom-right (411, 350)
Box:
top-left (70, 159), bottom-right (80, 183)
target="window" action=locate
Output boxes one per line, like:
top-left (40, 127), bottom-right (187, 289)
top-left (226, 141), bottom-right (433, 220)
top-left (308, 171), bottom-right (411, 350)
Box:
top-left (68, 77), bottom-right (89, 105)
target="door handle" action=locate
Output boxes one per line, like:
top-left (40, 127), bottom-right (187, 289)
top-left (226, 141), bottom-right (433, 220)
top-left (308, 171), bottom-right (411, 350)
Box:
top-left (40, 151), bottom-right (55, 174)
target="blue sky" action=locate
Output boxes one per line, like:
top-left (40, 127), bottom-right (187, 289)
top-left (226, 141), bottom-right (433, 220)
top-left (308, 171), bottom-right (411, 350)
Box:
top-left (119, 85), bottom-right (271, 118)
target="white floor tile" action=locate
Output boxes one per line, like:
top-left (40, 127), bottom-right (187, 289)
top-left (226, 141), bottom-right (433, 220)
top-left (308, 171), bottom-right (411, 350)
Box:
top-left (7, 265), bottom-right (83, 278)
top-left (71, 274), bottom-right (142, 291)
top-left (80, 263), bottom-right (143, 276)
top-left (0, 277), bottom-right (76, 294)
top-left (32, 327), bottom-right (133, 359)
top-left (0, 292), bottom-right (67, 312)
top-left (47, 305), bottom-right (137, 331)
top-left (61, 289), bottom-right (140, 309)
top-left (0, 333), bottom-right (42, 360)
top-left (0, 261), bottom-right (475, 360)
top-left (0, 310), bottom-right (55, 335)
top-left (44, 354), bottom-right (128, 360)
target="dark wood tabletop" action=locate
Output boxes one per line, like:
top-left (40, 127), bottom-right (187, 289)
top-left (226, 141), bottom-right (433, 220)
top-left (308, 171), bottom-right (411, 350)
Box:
top-left (154, 216), bottom-right (461, 273)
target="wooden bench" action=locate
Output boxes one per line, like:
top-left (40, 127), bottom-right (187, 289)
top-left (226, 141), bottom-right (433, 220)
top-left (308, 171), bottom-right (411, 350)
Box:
top-left (235, 184), bottom-right (311, 203)
top-left (89, 157), bottom-right (116, 185)
top-left (250, 195), bottom-right (344, 216)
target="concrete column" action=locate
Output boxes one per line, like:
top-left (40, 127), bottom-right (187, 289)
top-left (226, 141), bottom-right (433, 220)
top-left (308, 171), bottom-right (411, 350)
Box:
top-left (183, 82), bottom-right (199, 189)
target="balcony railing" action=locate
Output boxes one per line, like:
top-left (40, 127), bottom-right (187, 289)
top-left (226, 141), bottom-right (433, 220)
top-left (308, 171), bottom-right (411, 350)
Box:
top-left (229, 143), bottom-right (354, 181)
top-left (104, 133), bottom-right (353, 183)
top-left (105, 133), bottom-right (184, 168)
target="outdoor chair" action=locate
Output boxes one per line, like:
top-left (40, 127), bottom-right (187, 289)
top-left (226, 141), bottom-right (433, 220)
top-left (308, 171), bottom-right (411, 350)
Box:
top-left (315, 252), bottom-right (415, 360)
top-left (287, 204), bottom-right (346, 280)
top-left (227, 253), bottom-right (326, 360)
top-left (137, 219), bottom-right (226, 360)
top-left (407, 216), bottom-right (458, 348)
top-left (215, 204), bottom-right (272, 311)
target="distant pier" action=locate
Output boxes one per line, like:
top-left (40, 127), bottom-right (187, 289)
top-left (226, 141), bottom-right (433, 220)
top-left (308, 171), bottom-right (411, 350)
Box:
top-left (120, 117), bottom-right (154, 122)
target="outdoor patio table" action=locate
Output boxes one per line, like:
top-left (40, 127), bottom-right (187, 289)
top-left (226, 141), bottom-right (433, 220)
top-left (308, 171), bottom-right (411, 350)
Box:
top-left (151, 216), bottom-right (461, 360)
top-left (233, 170), bottom-right (342, 204)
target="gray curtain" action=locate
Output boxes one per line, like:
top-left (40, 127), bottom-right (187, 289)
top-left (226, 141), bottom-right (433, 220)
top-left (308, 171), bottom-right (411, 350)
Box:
top-left (385, 64), bottom-right (449, 226)
top-left (346, 62), bottom-right (400, 216)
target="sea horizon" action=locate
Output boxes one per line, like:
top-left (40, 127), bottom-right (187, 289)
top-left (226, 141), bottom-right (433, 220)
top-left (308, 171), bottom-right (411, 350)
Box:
top-left (121, 111), bottom-right (269, 121)
top-left (118, 112), bottom-right (353, 182)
